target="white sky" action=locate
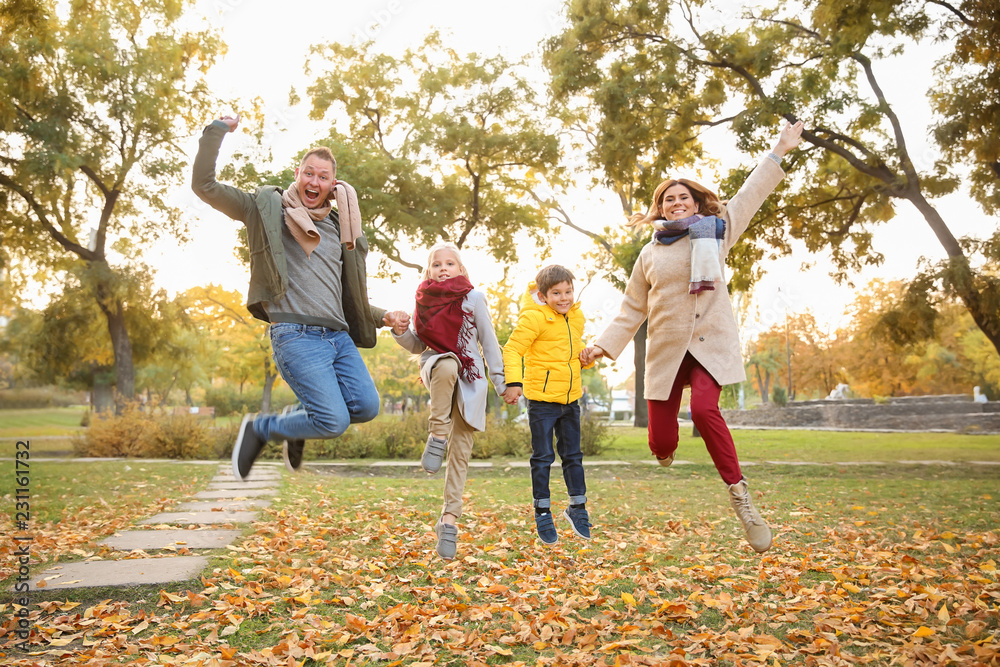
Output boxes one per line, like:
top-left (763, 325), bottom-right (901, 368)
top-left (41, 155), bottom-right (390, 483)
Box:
top-left (149, 0), bottom-right (989, 386)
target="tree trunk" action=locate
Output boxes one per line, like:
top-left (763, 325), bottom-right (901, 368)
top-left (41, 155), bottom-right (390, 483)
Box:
top-left (906, 187), bottom-right (1000, 355)
top-left (99, 297), bottom-right (135, 409)
top-left (261, 356), bottom-right (276, 414)
top-left (632, 321), bottom-right (648, 428)
top-left (92, 379), bottom-right (114, 414)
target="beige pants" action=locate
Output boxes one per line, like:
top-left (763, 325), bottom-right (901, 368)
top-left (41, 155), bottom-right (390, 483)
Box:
top-left (428, 357), bottom-right (475, 518)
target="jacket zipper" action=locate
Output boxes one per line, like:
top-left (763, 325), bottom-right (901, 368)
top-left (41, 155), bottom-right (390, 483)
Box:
top-left (564, 315), bottom-right (573, 403)
top-left (543, 370), bottom-right (550, 393)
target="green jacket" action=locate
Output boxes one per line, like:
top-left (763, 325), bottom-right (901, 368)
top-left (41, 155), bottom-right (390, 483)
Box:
top-left (191, 121), bottom-right (385, 347)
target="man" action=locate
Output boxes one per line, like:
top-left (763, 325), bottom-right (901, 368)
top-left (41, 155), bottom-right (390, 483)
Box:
top-left (192, 114), bottom-right (408, 480)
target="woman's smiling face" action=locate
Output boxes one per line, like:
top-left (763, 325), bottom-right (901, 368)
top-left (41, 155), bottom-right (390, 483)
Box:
top-left (659, 183), bottom-right (699, 221)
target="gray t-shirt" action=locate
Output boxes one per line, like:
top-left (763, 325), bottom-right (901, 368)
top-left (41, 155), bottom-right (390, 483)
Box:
top-left (265, 212), bottom-right (348, 330)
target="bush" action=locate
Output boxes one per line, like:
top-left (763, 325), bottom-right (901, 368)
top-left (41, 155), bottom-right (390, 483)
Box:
top-left (74, 406), bottom-right (214, 459)
top-left (204, 386), bottom-right (263, 417)
top-left (472, 414), bottom-right (529, 459)
top-left (580, 414), bottom-right (614, 457)
top-left (772, 386), bottom-right (788, 407)
top-left (0, 386), bottom-right (86, 409)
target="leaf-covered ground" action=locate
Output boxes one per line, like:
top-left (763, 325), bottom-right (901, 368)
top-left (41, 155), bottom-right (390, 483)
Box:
top-left (2, 465), bottom-right (998, 665)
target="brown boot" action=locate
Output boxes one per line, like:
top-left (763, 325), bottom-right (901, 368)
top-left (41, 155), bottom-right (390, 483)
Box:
top-left (727, 477), bottom-right (772, 553)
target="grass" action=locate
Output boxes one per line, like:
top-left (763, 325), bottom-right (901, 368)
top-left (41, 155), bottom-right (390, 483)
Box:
top-left (1, 456), bottom-right (997, 664)
top-left (0, 407), bottom-right (87, 437)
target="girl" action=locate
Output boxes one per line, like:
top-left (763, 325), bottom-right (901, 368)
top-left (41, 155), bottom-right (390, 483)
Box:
top-left (391, 242), bottom-right (507, 560)
top-left (582, 120), bottom-right (804, 553)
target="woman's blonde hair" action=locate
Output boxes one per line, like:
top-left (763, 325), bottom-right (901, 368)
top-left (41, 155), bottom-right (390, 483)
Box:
top-left (423, 241), bottom-right (469, 280)
top-left (628, 178), bottom-right (724, 227)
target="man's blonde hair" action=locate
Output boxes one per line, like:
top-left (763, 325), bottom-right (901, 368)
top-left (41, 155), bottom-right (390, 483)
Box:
top-left (300, 147), bottom-right (337, 175)
top-left (423, 242), bottom-right (469, 280)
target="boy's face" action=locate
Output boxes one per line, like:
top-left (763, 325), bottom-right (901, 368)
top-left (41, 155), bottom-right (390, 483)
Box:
top-left (538, 281), bottom-right (574, 314)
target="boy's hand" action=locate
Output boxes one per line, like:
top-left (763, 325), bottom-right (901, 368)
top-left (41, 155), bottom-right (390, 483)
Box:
top-left (502, 387), bottom-right (522, 404)
top-left (580, 346), bottom-right (605, 366)
top-left (383, 310), bottom-right (411, 334)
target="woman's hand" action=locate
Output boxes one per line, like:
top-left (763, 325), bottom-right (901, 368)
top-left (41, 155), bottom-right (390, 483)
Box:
top-left (580, 346), bottom-right (605, 366)
top-left (772, 119), bottom-right (804, 158)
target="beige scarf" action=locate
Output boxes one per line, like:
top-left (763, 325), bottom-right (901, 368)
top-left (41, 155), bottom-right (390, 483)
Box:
top-left (281, 180), bottom-right (364, 256)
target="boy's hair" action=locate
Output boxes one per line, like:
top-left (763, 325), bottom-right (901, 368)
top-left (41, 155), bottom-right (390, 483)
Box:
top-left (300, 147), bottom-right (337, 175)
top-left (535, 265), bottom-right (575, 295)
top-left (423, 241), bottom-right (469, 280)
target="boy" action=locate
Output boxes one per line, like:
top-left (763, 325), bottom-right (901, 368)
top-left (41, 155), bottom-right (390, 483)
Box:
top-left (502, 265), bottom-right (593, 544)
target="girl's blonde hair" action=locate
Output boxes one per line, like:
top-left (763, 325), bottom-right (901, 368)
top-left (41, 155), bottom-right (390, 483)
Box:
top-left (628, 178), bottom-right (724, 227)
top-left (423, 241), bottom-right (469, 280)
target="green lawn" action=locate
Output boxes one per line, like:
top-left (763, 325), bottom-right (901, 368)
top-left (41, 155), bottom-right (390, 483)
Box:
top-left (0, 407), bottom-right (87, 437)
top-left (3, 459), bottom-right (996, 665)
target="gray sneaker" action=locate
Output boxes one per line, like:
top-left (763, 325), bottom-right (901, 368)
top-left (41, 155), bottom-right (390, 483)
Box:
top-left (728, 477), bottom-right (772, 553)
top-left (422, 434), bottom-right (447, 474)
top-left (232, 414), bottom-right (266, 481)
top-left (435, 520), bottom-right (458, 560)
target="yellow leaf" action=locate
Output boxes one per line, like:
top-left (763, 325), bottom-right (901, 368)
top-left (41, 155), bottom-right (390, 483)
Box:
top-left (621, 592), bottom-right (636, 606)
top-left (980, 560), bottom-right (996, 572)
top-left (132, 620), bottom-right (149, 635)
top-left (913, 626), bottom-right (935, 637)
top-left (942, 542), bottom-right (956, 553)
top-left (842, 582), bottom-right (861, 594)
top-left (938, 603), bottom-right (950, 623)
top-left (452, 583), bottom-right (470, 599)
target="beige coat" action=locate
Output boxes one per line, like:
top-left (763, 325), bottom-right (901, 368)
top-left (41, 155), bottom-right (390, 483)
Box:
top-left (594, 159), bottom-right (784, 400)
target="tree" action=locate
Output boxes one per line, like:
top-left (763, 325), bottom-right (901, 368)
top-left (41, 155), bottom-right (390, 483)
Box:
top-left (176, 285), bottom-right (278, 411)
top-left (302, 32), bottom-right (561, 275)
top-left (544, 0), bottom-right (1000, 357)
top-left (0, 0), bottom-right (223, 403)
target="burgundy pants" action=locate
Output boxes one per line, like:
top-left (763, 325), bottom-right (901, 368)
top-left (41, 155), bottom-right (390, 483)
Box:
top-left (647, 352), bottom-right (742, 485)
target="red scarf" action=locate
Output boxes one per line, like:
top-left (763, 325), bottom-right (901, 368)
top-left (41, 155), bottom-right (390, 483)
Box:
top-left (414, 276), bottom-right (481, 383)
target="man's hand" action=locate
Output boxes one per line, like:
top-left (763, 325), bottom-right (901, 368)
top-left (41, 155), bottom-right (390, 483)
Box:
top-left (580, 346), bottom-right (605, 367)
top-left (502, 386), bottom-right (522, 405)
top-left (218, 113), bottom-right (241, 132)
top-left (383, 310), bottom-right (411, 335)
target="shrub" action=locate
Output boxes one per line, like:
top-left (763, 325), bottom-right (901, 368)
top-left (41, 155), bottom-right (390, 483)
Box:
top-left (772, 386), bottom-right (788, 407)
top-left (580, 414), bottom-right (614, 457)
top-left (204, 386), bottom-right (263, 417)
top-left (0, 386), bottom-right (86, 409)
top-left (472, 414), bottom-right (529, 459)
top-left (74, 407), bottom-right (214, 459)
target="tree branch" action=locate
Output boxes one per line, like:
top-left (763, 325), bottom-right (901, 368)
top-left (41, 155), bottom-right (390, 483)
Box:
top-left (925, 0), bottom-right (976, 26)
top-left (523, 186), bottom-right (615, 255)
top-left (0, 172), bottom-right (98, 260)
top-left (852, 51), bottom-right (919, 188)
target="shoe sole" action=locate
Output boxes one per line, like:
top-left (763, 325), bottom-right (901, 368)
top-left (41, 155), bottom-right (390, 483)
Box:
top-left (562, 509), bottom-right (591, 540)
top-left (232, 415), bottom-right (254, 482)
top-left (282, 441), bottom-right (301, 473)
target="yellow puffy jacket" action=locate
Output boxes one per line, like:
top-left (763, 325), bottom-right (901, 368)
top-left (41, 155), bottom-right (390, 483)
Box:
top-left (503, 282), bottom-right (591, 404)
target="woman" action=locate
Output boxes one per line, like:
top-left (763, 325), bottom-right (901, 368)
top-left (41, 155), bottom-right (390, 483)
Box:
top-left (581, 120), bottom-right (804, 553)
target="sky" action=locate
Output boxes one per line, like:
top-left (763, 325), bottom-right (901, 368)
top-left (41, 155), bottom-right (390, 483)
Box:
top-left (151, 0), bottom-right (988, 386)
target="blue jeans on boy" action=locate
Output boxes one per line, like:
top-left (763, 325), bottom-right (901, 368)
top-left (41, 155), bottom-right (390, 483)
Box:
top-left (527, 399), bottom-right (587, 510)
top-left (253, 323), bottom-right (380, 441)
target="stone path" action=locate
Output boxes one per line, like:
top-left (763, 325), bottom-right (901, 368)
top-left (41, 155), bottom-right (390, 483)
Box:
top-left (30, 463), bottom-right (281, 591)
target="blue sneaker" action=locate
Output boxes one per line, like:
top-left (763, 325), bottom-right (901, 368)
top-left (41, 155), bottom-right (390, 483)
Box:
top-left (563, 506), bottom-right (592, 540)
top-left (535, 511), bottom-right (558, 545)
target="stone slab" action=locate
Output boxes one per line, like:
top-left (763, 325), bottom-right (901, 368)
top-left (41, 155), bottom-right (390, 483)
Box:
top-left (32, 556), bottom-right (210, 590)
top-left (102, 529), bottom-right (241, 551)
top-left (175, 499), bottom-right (272, 511)
top-left (141, 511), bottom-right (258, 525)
top-left (369, 461), bottom-right (421, 467)
top-left (194, 488), bottom-right (276, 499)
top-left (583, 460), bottom-right (631, 465)
top-left (208, 480), bottom-right (280, 489)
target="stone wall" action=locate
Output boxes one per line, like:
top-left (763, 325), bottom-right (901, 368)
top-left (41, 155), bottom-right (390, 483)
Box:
top-left (722, 394), bottom-right (1000, 433)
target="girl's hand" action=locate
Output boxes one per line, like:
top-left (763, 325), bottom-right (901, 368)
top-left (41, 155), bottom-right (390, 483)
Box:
top-left (580, 346), bottom-right (605, 366)
top-left (383, 310), bottom-right (410, 334)
top-left (502, 387), bottom-right (522, 404)
top-left (218, 113), bottom-right (241, 132)
top-left (772, 119), bottom-right (804, 157)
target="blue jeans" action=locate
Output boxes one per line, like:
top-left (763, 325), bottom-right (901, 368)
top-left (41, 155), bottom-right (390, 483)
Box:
top-left (254, 324), bottom-right (380, 441)
top-left (527, 399), bottom-right (587, 509)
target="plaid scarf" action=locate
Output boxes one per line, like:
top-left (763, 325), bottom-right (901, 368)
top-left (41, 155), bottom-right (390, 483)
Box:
top-left (653, 214), bottom-right (726, 294)
top-left (414, 276), bottom-right (481, 383)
